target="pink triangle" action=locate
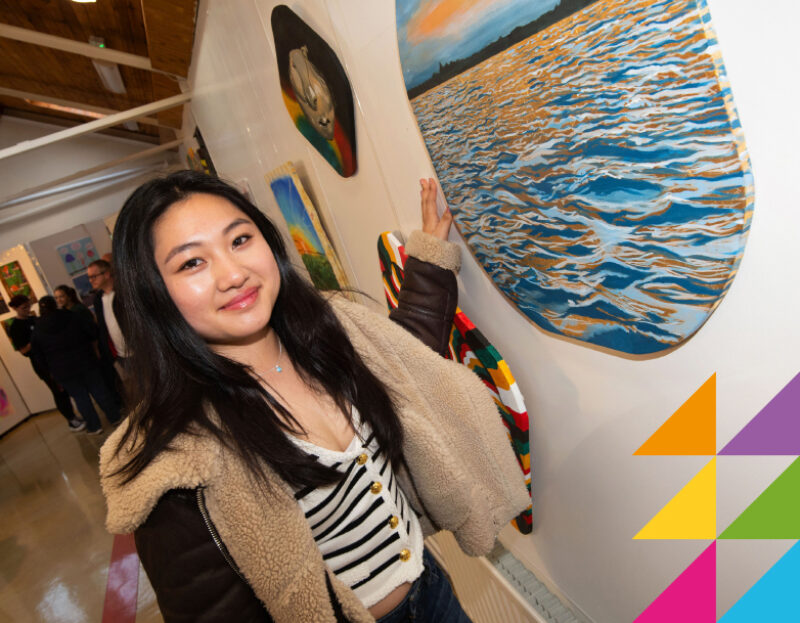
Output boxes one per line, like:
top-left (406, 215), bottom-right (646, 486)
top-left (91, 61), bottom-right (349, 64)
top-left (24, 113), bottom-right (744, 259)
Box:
top-left (633, 542), bottom-right (716, 623)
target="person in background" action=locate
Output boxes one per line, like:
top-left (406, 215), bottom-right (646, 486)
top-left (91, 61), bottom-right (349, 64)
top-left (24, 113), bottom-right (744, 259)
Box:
top-left (30, 296), bottom-right (121, 435)
top-left (7, 294), bottom-right (84, 432)
top-left (54, 284), bottom-right (94, 324)
top-left (87, 259), bottom-right (128, 378)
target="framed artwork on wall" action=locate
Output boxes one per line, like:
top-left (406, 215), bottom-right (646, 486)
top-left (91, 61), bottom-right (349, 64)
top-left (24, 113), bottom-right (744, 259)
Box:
top-left (0, 296), bottom-right (8, 315)
top-left (71, 273), bottom-right (93, 299)
top-left (0, 387), bottom-right (12, 418)
top-left (56, 237), bottom-right (98, 276)
top-left (271, 5), bottom-right (357, 177)
top-left (396, 0), bottom-right (753, 356)
top-left (266, 162), bottom-right (350, 291)
top-left (0, 261), bottom-right (37, 303)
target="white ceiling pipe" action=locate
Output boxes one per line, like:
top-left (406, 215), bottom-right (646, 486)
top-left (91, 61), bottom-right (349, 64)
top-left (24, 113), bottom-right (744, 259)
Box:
top-left (0, 163), bottom-right (170, 228)
top-left (0, 138), bottom-right (184, 210)
top-left (0, 92), bottom-right (191, 161)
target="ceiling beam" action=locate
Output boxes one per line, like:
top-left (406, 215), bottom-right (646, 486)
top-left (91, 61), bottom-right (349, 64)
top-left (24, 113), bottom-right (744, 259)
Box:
top-left (0, 86), bottom-right (167, 128)
top-left (0, 91), bottom-right (191, 161)
top-left (0, 23), bottom-right (154, 72)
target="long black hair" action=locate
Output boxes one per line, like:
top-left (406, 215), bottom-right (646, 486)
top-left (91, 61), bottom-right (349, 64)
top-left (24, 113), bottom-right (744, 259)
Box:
top-left (110, 170), bottom-right (403, 489)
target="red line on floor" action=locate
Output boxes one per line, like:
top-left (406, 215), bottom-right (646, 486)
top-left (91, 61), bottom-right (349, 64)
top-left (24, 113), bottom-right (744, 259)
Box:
top-left (101, 533), bottom-right (139, 623)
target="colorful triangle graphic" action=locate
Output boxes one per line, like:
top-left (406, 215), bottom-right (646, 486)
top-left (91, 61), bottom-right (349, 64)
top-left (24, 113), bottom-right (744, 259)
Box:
top-left (719, 457), bottom-right (800, 539)
top-left (719, 371), bottom-right (800, 455)
top-left (635, 458), bottom-right (716, 540)
top-left (718, 540), bottom-right (800, 622)
top-left (635, 374), bottom-right (716, 455)
top-left (633, 541), bottom-right (716, 623)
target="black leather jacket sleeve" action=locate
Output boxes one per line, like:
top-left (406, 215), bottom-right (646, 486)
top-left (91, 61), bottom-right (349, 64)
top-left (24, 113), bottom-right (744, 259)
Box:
top-left (134, 489), bottom-right (273, 623)
top-left (133, 254), bottom-right (458, 622)
top-left (389, 256), bottom-right (458, 357)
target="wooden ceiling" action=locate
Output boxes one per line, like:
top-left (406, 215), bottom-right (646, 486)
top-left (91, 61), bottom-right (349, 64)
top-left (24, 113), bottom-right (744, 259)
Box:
top-left (0, 0), bottom-right (197, 143)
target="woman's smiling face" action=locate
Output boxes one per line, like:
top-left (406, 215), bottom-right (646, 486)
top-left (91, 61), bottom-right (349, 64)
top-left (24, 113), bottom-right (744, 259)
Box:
top-left (152, 193), bottom-right (281, 347)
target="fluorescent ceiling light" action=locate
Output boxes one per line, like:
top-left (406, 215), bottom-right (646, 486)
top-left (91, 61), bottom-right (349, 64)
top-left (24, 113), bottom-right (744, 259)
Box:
top-left (24, 99), bottom-right (105, 119)
top-left (92, 59), bottom-right (126, 94)
top-left (122, 121), bottom-right (139, 132)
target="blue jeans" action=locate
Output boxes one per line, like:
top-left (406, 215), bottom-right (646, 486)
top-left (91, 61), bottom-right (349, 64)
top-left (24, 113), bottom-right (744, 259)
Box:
top-left (59, 366), bottom-right (121, 432)
top-left (377, 549), bottom-right (473, 623)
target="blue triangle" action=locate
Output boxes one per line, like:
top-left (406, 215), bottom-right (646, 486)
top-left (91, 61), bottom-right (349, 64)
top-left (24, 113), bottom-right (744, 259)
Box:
top-left (718, 540), bottom-right (800, 621)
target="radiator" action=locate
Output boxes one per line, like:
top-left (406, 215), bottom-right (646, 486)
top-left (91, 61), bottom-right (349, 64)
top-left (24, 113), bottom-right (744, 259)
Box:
top-left (426, 532), bottom-right (581, 623)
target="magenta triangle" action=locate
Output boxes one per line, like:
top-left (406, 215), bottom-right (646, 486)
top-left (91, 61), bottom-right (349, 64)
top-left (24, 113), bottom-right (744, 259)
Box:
top-left (720, 371), bottom-right (800, 455)
top-left (633, 542), bottom-right (716, 623)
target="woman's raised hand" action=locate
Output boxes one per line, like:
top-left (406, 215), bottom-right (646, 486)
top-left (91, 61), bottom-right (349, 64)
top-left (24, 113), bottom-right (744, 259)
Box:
top-left (419, 178), bottom-right (453, 241)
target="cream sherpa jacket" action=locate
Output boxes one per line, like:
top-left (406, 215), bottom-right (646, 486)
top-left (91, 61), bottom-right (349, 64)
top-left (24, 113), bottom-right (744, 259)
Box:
top-left (100, 253), bottom-right (529, 623)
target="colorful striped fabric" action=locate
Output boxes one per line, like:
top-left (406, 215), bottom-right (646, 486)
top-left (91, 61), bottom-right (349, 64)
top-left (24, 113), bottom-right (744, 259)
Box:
top-left (378, 232), bottom-right (532, 534)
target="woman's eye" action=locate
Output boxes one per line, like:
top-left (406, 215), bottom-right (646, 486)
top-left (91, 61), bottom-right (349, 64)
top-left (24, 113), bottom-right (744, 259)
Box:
top-left (233, 234), bottom-right (251, 247)
top-left (179, 258), bottom-right (203, 271)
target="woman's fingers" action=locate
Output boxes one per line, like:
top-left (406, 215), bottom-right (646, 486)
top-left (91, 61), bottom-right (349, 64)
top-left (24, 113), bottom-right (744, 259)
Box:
top-left (420, 178), bottom-right (452, 241)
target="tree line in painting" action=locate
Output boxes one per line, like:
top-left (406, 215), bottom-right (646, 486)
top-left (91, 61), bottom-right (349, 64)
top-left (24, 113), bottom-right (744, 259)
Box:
top-left (407, 0), bottom-right (600, 98)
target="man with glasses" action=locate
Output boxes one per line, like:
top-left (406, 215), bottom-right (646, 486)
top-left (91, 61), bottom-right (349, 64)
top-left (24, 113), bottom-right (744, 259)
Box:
top-left (87, 259), bottom-right (128, 378)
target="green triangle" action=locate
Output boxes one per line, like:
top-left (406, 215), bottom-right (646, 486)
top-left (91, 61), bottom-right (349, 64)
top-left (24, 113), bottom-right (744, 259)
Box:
top-left (719, 457), bottom-right (800, 539)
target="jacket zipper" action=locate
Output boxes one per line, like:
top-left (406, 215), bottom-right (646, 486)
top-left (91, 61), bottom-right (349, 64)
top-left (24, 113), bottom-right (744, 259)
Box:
top-left (195, 487), bottom-right (248, 582)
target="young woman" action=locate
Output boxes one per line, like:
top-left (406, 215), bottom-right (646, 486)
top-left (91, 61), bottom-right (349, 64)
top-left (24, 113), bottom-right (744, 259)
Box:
top-left (100, 171), bottom-right (528, 623)
top-left (54, 284), bottom-right (95, 325)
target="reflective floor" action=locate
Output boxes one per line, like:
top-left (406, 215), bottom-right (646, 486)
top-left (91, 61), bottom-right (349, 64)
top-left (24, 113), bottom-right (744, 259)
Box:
top-left (0, 411), bottom-right (162, 623)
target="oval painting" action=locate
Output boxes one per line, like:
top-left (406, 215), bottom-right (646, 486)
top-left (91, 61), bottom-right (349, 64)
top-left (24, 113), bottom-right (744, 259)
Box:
top-left (396, 0), bottom-right (753, 355)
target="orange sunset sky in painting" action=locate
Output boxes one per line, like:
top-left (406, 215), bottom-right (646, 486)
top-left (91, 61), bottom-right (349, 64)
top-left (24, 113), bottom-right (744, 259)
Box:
top-left (397, 0), bottom-right (561, 88)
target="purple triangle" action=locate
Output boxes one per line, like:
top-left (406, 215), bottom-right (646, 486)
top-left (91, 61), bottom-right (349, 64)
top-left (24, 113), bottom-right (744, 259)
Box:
top-left (720, 371), bottom-right (800, 455)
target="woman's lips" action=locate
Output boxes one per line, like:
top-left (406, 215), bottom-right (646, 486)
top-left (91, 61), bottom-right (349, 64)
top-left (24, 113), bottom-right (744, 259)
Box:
top-left (221, 287), bottom-right (259, 310)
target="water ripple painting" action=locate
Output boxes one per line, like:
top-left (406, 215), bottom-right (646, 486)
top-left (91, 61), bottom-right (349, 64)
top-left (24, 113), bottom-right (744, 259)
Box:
top-left (396, 0), bottom-right (753, 355)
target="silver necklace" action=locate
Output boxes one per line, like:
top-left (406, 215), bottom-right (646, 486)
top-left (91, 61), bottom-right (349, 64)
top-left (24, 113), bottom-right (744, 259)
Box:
top-left (274, 340), bottom-right (283, 373)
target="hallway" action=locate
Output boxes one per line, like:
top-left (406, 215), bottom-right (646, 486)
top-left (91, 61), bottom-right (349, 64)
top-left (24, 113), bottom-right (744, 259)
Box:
top-left (0, 411), bottom-right (161, 622)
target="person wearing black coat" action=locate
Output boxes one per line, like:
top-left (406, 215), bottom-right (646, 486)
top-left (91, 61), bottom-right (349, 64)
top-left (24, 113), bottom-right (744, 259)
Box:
top-left (31, 296), bottom-right (122, 434)
top-left (7, 294), bottom-right (83, 431)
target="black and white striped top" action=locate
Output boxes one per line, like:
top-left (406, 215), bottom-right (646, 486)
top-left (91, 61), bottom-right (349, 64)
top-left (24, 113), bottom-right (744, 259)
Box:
top-left (290, 409), bottom-right (424, 608)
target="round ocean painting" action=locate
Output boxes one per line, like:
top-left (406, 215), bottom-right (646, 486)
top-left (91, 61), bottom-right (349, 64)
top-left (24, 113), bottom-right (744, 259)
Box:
top-left (396, 0), bottom-right (753, 355)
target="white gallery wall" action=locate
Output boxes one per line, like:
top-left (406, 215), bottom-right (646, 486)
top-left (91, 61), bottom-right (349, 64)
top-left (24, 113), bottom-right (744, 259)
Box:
top-left (187, 1), bottom-right (799, 621)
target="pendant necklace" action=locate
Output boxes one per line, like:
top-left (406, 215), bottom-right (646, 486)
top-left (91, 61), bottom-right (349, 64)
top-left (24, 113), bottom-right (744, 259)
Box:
top-left (274, 339), bottom-right (283, 373)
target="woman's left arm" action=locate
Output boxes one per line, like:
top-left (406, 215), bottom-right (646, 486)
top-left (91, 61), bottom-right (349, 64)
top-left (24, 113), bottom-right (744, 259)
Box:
top-left (389, 178), bottom-right (460, 356)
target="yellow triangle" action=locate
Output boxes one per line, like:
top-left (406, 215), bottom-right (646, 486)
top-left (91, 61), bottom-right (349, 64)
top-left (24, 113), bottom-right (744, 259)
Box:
top-left (634, 458), bottom-right (716, 539)
top-left (634, 373), bottom-right (716, 455)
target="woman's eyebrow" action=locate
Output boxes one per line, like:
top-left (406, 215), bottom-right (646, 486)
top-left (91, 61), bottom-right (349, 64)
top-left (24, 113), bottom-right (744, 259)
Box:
top-left (223, 217), bottom-right (252, 235)
top-left (164, 241), bottom-right (200, 264)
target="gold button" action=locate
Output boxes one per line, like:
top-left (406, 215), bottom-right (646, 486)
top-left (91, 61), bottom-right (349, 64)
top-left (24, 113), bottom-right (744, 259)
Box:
top-left (388, 516), bottom-right (399, 529)
top-left (356, 453), bottom-right (368, 465)
top-left (370, 481), bottom-right (382, 494)
top-left (399, 549), bottom-right (411, 562)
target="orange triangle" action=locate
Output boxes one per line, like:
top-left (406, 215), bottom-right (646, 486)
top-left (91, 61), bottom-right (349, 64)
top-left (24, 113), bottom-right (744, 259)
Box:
top-left (635, 373), bottom-right (716, 455)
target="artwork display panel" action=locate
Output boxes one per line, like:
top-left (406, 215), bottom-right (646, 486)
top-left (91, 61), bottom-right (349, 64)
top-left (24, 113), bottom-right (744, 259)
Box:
top-left (266, 162), bottom-right (350, 292)
top-left (56, 237), bottom-right (98, 276)
top-left (271, 5), bottom-right (357, 178)
top-left (0, 261), bottom-right (37, 303)
top-left (396, 0), bottom-right (754, 355)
